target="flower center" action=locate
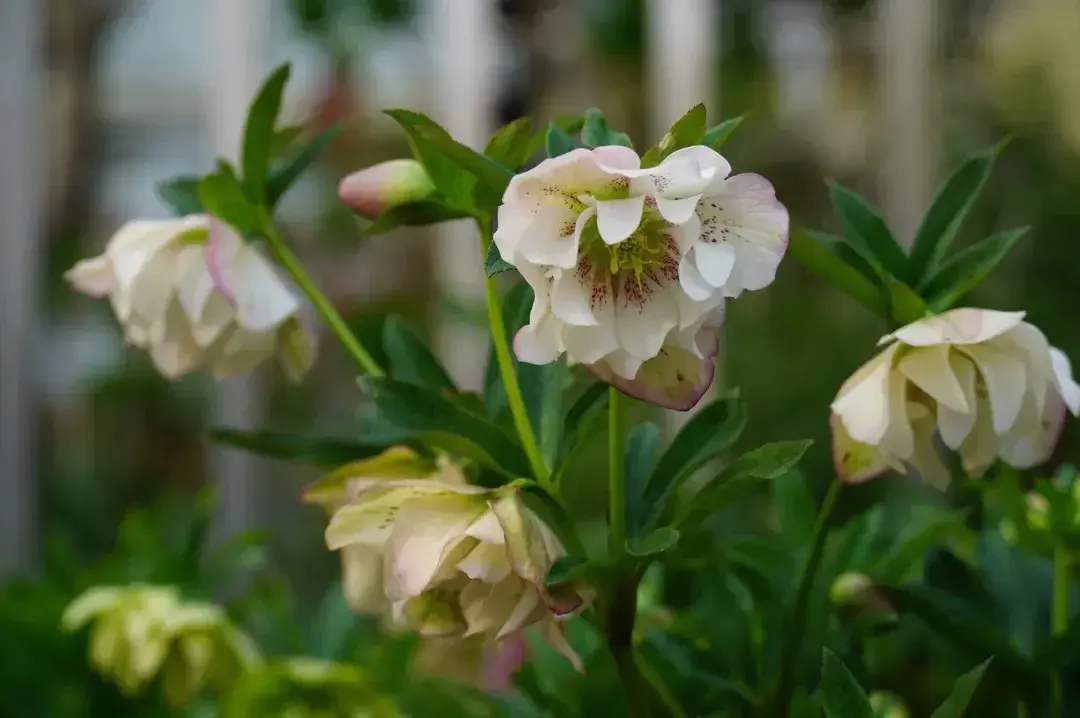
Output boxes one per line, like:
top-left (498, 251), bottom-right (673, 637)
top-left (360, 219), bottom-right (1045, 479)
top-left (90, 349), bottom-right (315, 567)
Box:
top-left (579, 210), bottom-right (671, 282)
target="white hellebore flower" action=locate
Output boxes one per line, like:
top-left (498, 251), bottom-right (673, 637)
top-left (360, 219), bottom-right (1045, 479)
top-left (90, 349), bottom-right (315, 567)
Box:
top-left (831, 308), bottom-right (1080, 487)
top-left (494, 145), bottom-right (787, 409)
top-left (65, 215), bottom-right (315, 381)
top-left (323, 466), bottom-right (589, 671)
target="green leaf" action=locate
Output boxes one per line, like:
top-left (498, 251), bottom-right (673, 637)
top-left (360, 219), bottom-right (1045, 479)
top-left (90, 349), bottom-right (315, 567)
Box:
top-left (625, 422), bottom-right (661, 539)
top-left (362, 377), bottom-right (532, 478)
top-left (485, 241), bottom-right (516, 277)
top-left (627, 527), bottom-right (680, 557)
top-left (639, 391), bottom-right (747, 533)
top-left (640, 103), bottom-right (707, 168)
top-left (208, 428), bottom-right (382, 468)
top-left (734, 440), bottom-right (813, 479)
top-left (886, 280), bottom-right (930, 325)
top-left (198, 162), bottom-right (258, 234)
top-left (581, 108), bottom-right (633, 149)
top-left (266, 124), bottom-right (342, 206)
top-left (827, 181), bottom-right (909, 280)
top-left (362, 200), bottom-right (471, 235)
top-left (484, 117), bottom-right (534, 171)
top-left (909, 143), bottom-right (1004, 285)
top-left (545, 122), bottom-right (577, 158)
top-left (156, 176), bottom-right (204, 216)
top-left (920, 227), bottom-right (1029, 311)
top-left (527, 115), bottom-right (584, 159)
top-left (270, 123), bottom-right (305, 157)
top-left (930, 659), bottom-right (993, 718)
top-left (703, 116), bottom-right (745, 149)
top-left (818, 649), bottom-right (874, 718)
top-left (242, 63), bottom-right (291, 202)
top-left (788, 229), bottom-right (884, 315)
top-left (382, 316), bottom-right (455, 392)
top-left (385, 109), bottom-right (511, 215)
top-left (545, 556), bottom-right (592, 587)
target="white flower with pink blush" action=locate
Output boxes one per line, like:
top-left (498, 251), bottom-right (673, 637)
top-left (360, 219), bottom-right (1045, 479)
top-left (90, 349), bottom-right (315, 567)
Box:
top-left (831, 308), bottom-right (1080, 488)
top-left (65, 215), bottom-right (314, 381)
top-left (493, 145), bottom-right (787, 410)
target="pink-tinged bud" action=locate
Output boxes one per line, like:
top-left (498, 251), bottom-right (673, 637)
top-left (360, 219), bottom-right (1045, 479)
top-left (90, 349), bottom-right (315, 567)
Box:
top-left (337, 159), bottom-right (436, 218)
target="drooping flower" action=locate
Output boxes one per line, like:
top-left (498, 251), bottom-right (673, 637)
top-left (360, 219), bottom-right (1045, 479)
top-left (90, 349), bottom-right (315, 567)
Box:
top-left (62, 585), bottom-right (260, 705)
top-left (831, 308), bottom-right (1080, 487)
top-left (66, 216), bottom-right (315, 381)
top-left (317, 451), bottom-right (589, 672)
top-left (337, 159), bottom-right (437, 219)
top-left (494, 145), bottom-right (786, 409)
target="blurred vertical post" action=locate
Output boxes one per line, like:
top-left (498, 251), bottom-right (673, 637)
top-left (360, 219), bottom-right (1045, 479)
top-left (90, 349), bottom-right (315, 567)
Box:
top-left (877, 0), bottom-right (939, 246)
top-left (645, 0), bottom-right (719, 431)
top-left (766, 1), bottom-right (832, 132)
top-left (0, 0), bottom-right (42, 574)
top-left (205, 0), bottom-right (266, 546)
top-left (422, 0), bottom-right (499, 392)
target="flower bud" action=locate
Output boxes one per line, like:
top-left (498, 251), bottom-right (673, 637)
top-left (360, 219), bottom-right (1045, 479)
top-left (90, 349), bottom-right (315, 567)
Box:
top-left (337, 159), bottom-right (436, 218)
top-left (830, 573), bottom-right (876, 608)
top-left (869, 691), bottom-right (909, 718)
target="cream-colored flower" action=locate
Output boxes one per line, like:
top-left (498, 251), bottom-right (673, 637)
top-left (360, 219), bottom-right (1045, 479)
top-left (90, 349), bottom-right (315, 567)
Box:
top-left (320, 453), bottom-right (588, 670)
top-left (66, 215), bottom-right (314, 380)
top-left (832, 308), bottom-right (1080, 487)
top-left (62, 585), bottom-right (260, 705)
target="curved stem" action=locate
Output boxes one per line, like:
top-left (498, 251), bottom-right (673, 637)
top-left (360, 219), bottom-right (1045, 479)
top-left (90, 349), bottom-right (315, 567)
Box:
top-left (258, 210), bottom-right (384, 377)
top-left (772, 477), bottom-right (843, 715)
top-left (608, 386), bottom-right (627, 558)
top-left (478, 222), bottom-right (550, 489)
top-left (1051, 547), bottom-right (1070, 718)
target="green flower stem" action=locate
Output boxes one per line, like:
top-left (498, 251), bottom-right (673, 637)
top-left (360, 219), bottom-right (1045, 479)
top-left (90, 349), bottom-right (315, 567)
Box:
top-left (1051, 547), bottom-right (1070, 718)
top-left (637, 647), bottom-right (688, 718)
top-left (772, 477), bottom-right (843, 715)
top-left (478, 222), bottom-right (551, 490)
top-left (606, 577), bottom-right (649, 718)
top-left (258, 209), bottom-right (384, 377)
top-left (608, 386), bottom-right (627, 558)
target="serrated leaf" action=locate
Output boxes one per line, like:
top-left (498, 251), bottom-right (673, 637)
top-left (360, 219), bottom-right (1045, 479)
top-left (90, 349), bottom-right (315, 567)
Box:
top-left (704, 116), bottom-right (744, 149)
top-left (581, 108), bottom-right (632, 149)
top-left (485, 117), bottom-right (534, 171)
top-left (208, 427), bottom-right (382, 468)
top-left (930, 658), bottom-right (993, 718)
top-left (627, 527), bottom-right (680, 557)
top-left (545, 122), bottom-right (577, 158)
top-left (920, 227), bottom-right (1029, 311)
top-left (640, 103), bottom-right (707, 168)
top-left (485, 241), bottom-right (516, 277)
top-left (242, 63), bottom-right (291, 202)
top-left (382, 316), bottom-right (455, 392)
top-left (818, 649), bottom-right (874, 718)
top-left (266, 124), bottom-right (342, 206)
top-left (788, 228), bottom-right (884, 315)
top-left (198, 162), bottom-right (258, 233)
top-left (156, 176), bottom-right (204, 216)
top-left (527, 115), bottom-right (584, 160)
top-left (362, 377), bottom-right (531, 479)
top-left (909, 143), bottom-right (1004, 285)
top-left (361, 200), bottom-right (470, 235)
top-left (827, 181), bottom-right (908, 281)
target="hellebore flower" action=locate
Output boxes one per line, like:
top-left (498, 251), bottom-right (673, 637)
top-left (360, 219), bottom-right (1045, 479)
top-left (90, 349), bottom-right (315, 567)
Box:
top-left (320, 454), bottom-right (589, 671)
top-left (62, 585), bottom-right (260, 705)
top-left (337, 159), bottom-right (437, 219)
top-left (831, 308), bottom-right (1080, 487)
top-left (494, 145), bottom-right (786, 409)
top-left (66, 216), bottom-right (314, 380)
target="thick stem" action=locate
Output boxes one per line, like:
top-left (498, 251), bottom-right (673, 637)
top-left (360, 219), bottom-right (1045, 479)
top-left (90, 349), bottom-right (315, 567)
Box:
top-left (608, 387), bottom-right (627, 558)
top-left (606, 578), bottom-right (648, 718)
top-left (478, 222), bottom-right (550, 489)
top-left (1051, 547), bottom-right (1070, 718)
top-left (258, 210), bottom-right (384, 377)
top-left (772, 478), bottom-right (843, 716)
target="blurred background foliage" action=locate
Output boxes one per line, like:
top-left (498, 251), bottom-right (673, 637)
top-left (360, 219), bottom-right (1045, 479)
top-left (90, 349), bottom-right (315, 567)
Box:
top-left (7, 0), bottom-right (1080, 715)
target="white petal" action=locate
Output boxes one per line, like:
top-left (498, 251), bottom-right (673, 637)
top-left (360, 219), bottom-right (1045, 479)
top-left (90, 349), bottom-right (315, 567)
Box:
top-left (897, 345), bottom-right (968, 412)
top-left (388, 494), bottom-right (487, 597)
top-left (959, 343), bottom-right (1027, 434)
top-left (493, 203), bottom-right (532, 263)
top-left (882, 308), bottom-right (1026, 347)
top-left (830, 412), bottom-right (891, 483)
top-left (639, 146), bottom-right (731, 198)
top-left (655, 195), bottom-right (701, 225)
top-left (937, 353), bottom-right (978, 449)
top-left (223, 245), bottom-right (300, 333)
top-left (601, 350), bottom-right (643, 380)
top-left (458, 542), bottom-right (512, 583)
top-left (906, 401), bottom-right (951, 490)
top-left (561, 267), bottom-right (618, 364)
top-left (998, 389), bottom-right (1066, 470)
top-left (65, 256), bottom-right (115, 297)
top-left (591, 145), bottom-right (642, 171)
top-left (519, 206), bottom-right (583, 270)
top-left (959, 395), bottom-right (1000, 477)
top-left (1050, 347), bottom-right (1080, 415)
top-left (880, 368), bottom-right (915, 459)
top-left (175, 244), bottom-right (214, 322)
top-left (551, 269), bottom-right (598, 327)
top-left (146, 303), bottom-right (203, 380)
top-left (614, 274), bottom-right (679, 361)
top-left (678, 252), bottom-right (715, 302)
top-left (513, 313), bottom-right (562, 365)
top-left (694, 241), bottom-right (737, 288)
top-left (831, 345), bottom-right (900, 446)
top-left (108, 219), bottom-right (191, 289)
top-left (596, 196), bottom-right (646, 245)
top-left (496, 587), bottom-right (543, 639)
